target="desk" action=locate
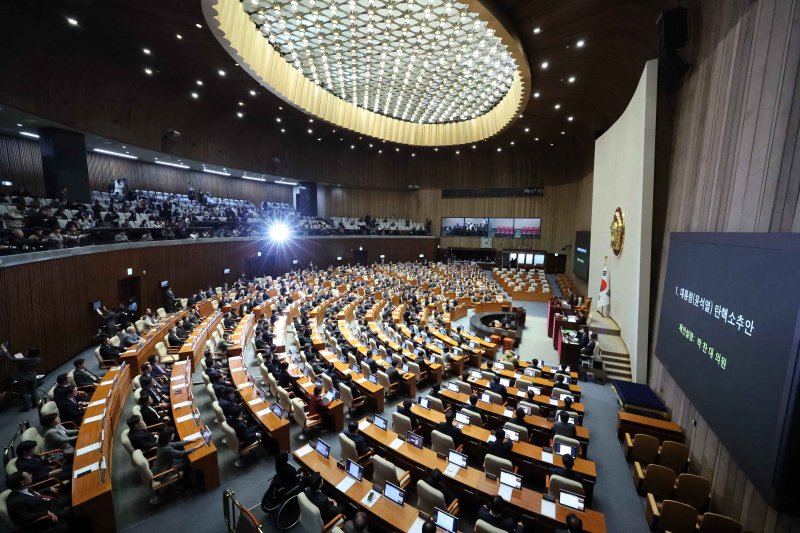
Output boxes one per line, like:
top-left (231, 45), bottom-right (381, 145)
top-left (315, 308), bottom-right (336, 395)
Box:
top-left (121, 311), bottom-right (187, 374)
top-left (296, 378), bottom-right (345, 432)
top-left (228, 356), bottom-right (291, 451)
top-left (229, 313), bottom-right (255, 357)
top-left (557, 331), bottom-right (581, 368)
top-left (465, 375), bottom-right (586, 417)
top-left (552, 316), bottom-right (580, 350)
top-left (71, 364), bottom-right (131, 532)
top-left (487, 368), bottom-right (583, 400)
top-left (616, 412), bottom-right (684, 443)
top-left (358, 418), bottom-right (606, 532)
top-left (547, 300), bottom-right (572, 338)
top-left (178, 311), bottom-right (224, 369)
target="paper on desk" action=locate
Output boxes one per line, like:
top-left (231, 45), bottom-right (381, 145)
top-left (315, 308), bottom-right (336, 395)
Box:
top-left (360, 490), bottom-right (380, 508)
top-left (76, 442), bottom-right (102, 456)
top-left (83, 413), bottom-right (105, 424)
top-left (171, 375), bottom-right (185, 382)
top-left (237, 382), bottom-right (253, 389)
top-left (231, 366), bottom-right (244, 372)
top-left (256, 408), bottom-right (271, 417)
top-left (408, 517), bottom-right (426, 533)
top-left (540, 499), bottom-right (556, 519)
top-left (185, 431), bottom-right (202, 441)
top-left (516, 390), bottom-right (526, 397)
top-left (498, 483), bottom-right (513, 501)
top-left (335, 476), bottom-right (357, 493)
top-left (541, 452), bottom-right (554, 464)
top-left (88, 399), bottom-right (107, 407)
top-left (389, 438), bottom-right (404, 450)
top-left (176, 413), bottom-right (194, 423)
top-left (173, 400), bottom-right (192, 409)
top-left (295, 444), bottom-right (313, 457)
top-left (247, 398), bottom-right (263, 406)
top-left (358, 420), bottom-right (371, 431)
top-left (73, 462), bottom-right (99, 478)
top-left (487, 435), bottom-right (496, 444)
top-left (443, 463), bottom-right (460, 478)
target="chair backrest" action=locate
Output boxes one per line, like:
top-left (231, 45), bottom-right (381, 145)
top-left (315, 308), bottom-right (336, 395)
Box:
top-left (659, 441), bottom-right (690, 473)
top-left (548, 474), bottom-right (585, 497)
top-left (109, 335), bottom-right (120, 347)
top-left (643, 463), bottom-right (677, 500)
top-left (503, 421), bottom-right (529, 442)
top-left (431, 430), bottom-right (455, 456)
top-left (456, 380), bottom-right (472, 395)
top-left (291, 398), bottom-right (308, 427)
top-left (392, 412), bottom-right (412, 436)
top-left (416, 479), bottom-right (446, 516)
top-left (674, 473), bottom-right (711, 511)
top-left (462, 408), bottom-right (482, 426)
top-left (278, 387), bottom-right (292, 414)
top-left (133, 375), bottom-right (142, 389)
top-left (267, 373), bottom-right (279, 398)
top-left (297, 491), bottom-right (324, 532)
top-left (519, 401), bottom-right (541, 416)
top-left (221, 421), bottom-right (241, 453)
top-left (4, 458), bottom-right (18, 477)
top-left (481, 370), bottom-right (496, 381)
top-left (372, 455), bottom-right (400, 490)
top-left (339, 433), bottom-right (359, 463)
top-left (552, 387), bottom-right (570, 398)
top-left (426, 396), bottom-right (446, 413)
top-left (0, 489), bottom-right (12, 530)
top-left (484, 390), bottom-right (503, 405)
top-left (339, 383), bottom-right (355, 408)
top-left (500, 361), bottom-right (515, 371)
top-left (156, 307), bottom-right (166, 318)
top-left (40, 401), bottom-right (59, 419)
top-left (697, 513), bottom-right (743, 533)
top-left (484, 453), bottom-right (513, 476)
top-left (408, 362), bottom-right (423, 382)
top-left (135, 320), bottom-right (146, 332)
top-left (132, 449), bottom-right (154, 485)
top-left (360, 361), bottom-right (371, 377)
top-left (377, 371), bottom-right (391, 394)
top-left (475, 519), bottom-right (508, 533)
top-left (95, 346), bottom-right (104, 366)
top-left (659, 499), bottom-right (699, 533)
top-left (631, 434), bottom-right (660, 464)
top-left (211, 401), bottom-right (226, 425)
top-left (205, 383), bottom-right (217, 403)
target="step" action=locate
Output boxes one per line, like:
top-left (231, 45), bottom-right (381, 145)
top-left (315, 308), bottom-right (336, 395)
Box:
top-left (598, 335), bottom-right (629, 357)
top-left (589, 313), bottom-right (621, 336)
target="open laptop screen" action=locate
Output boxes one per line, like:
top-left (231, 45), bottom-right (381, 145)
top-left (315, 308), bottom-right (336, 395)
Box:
top-left (434, 508), bottom-right (458, 533)
top-left (407, 432), bottom-right (424, 449)
top-left (315, 439), bottom-right (331, 459)
top-left (556, 443), bottom-right (577, 458)
top-left (454, 412), bottom-right (471, 426)
top-left (448, 449), bottom-right (467, 468)
top-left (384, 481), bottom-right (404, 506)
top-left (559, 490), bottom-right (585, 511)
top-left (373, 414), bottom-right (388, 431)
top-left (345, 459), bottom-right (363, 481)
top-left (499, 469), bottom-right (522, 489)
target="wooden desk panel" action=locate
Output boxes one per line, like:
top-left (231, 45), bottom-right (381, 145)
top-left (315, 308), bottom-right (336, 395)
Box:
top-left (616, 412), bottom-right (684, 443)
top-left (121, 311), bottom-right (187, 375)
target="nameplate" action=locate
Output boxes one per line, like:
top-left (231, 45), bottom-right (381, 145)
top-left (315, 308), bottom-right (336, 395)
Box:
top-left (73, 462), bottom-right (99, 478)
top-left (335, 476), bottom-right (357, 494)
top-left (540, 499), bottom-right (556, 519)
top-left (83, 413), bottom-right (105, 424)
top-left (256, 407), bottom-right (271, 417)
top-left (408, 517), bottom-right (427, 533)
top-left (247, 398), bottom-right (263, 406)
top-left (389, 438), bottom-right (404, 450)
top-left (497, 483), bottom-right (513, 501)
top-left (88, 399), bottom-right (107, 407)
top-left (100, 380), bottom-right (114, 386)
top-left (173, 400), bottom-right (192, 409)
top-left (184, 431), bottom-right (202, 441)
top-left (541, 451), bottom-right (554, 464)
top-left (503, 409), bottom-right (514, 418)
top-left (356, 378), bottom-right (367, 384)
top-left (76, 442), bottom-right (102, 456)
top-left (176, 413), bottom-right (194, 423)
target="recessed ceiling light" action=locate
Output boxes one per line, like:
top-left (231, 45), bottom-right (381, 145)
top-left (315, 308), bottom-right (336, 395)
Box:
top-left (351, 145), bottom-right (355, 149)
top-left (518, 114), bottom-right (523, 118)
top-left (369, 144), bottom-right (373, 148)
top-left (554, 103), bottom-right (561, 110)
top-left (317, 137), bottom-right (322, 141)
top-left (395, 148), bottom-right (400, 152)
top-left (308, 118), bottom-right (314, 123)
top-left (533, 92), bottom-right (540, 98)
top-left (191, 92), bottom-right (199, 99)
top-left (455, 150), bottom-right (460, 155)
top-left (307, 128), bottom-right (313, 134)
top-left (195, 23), bottom-right (203, 29)
top-left (16, 123), bottom-right (22, 127)
top-left (66, 17), bottom-right (79, 26)
top-left (218, 69), bottom-right (226, 76)
top-left (279, 106), bottom-right (283, 110)
top-left (238, 101), bottom-right (244, 106)
top-left (576, 39), bottom-right (585, 48)
top-left (249, 89), bottom-right (257, 96)
top-left (567, 116), bottom-right (574, 121)
top-left (236, 111), bottom-right (244, 118)
top-left (20, 131), bottom-right (40, 139)
top-left (276, 117), bottom-right (282, 123)
top-left (412, 153), bottom-right (416, 157)
top-left (497, 147), bottom-right (502, 152)
top-left (472, 145), bottom-right (477, 149)
top-left (533, 27), bottom-right (541, 34)
top-left (378, 150), bottom-right (382, 154)
top-left (144, 67), bottom-right (153, 75)
top-left (534, 137), bottom-right (539, 141)
top-left (510, 141), bottom-right (515, 145)
top-left (541, 61), bottom-right (549, 69)
top-left (524, 127), bottom-right (530, 133)
top-left (568, 76), bottom-right (576, 83)
top-left (176, 34), bottom-right (183, 40)
top-left (561, 131), bottom-right (565, 135)
top-left (196, 80), bottom-right (203, 86)
top-left (434, 148), bottom-right (438, 152)
top-left (280, 128), bottom-right (286, 133)
top-left (143, 48), bottom-right (151, 55)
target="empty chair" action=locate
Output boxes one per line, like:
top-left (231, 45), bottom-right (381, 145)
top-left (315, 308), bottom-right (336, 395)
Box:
top-left (658, 441), bottom-right (690, 473)
top-left (221, 421), bottom-right (261, 467)
top-left (484, 454), bottom-right (515, 476)
top-left (503, 421), bottom-right (529, 443)
top-left (673, 473), bottom-right (711, 512)
top-left (372, 455), bottom-right (411, 490)
top-left (455, 380), bottom-right (472, 395)
top-left (425, 395), bottom-right (447, 413)
top-left (339, 433), bottom-right (372, 466)
top-left (482, 390), bottom-right (504, 406)
top-left (625, 433), bottom-right (660, 465)
top-left (339, 383), bottom-right (365, 419)
top-left (548, 474), bottom-right (585, 498)
top-left (431, 430), bottom-right (461, 455)
top-left (481, 370), bottom-right (496, 381)
top-left (407, 362), bottom-right (427, 383)
top-left (647, 499), bottom-right (698, 533)
top-left (277, 387), bottom-right (293, 417)
top-left (291, 398), bottom-right (321, 440)
top-left (518, 401), bottom-right (541, 416)
top-left (132, 449), bottom-right (184, 504)
top-left (267, 373), bottom-right (279, 398)
top-left (697, 513), bottom-right (743, 533)
top-left (637, 463), bottom-right (677, 497)
top-left (206, 384), bottom-right (217, 403)
top-left (360, 361), bottom-right (371, 377)
top-left (392, 412), bottom-right (414, 436)
top-left (376, 371), bottom-right (397, 398)
top-left (156, 307), bottom-right (167, 318)
top-left (416, 479), bottom-right (459, 517)
top-left (297, 491), bottom-right (344, 532)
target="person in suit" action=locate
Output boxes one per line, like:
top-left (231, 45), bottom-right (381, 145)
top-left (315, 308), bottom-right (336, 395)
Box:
top-left (549, 453), bottom-right (584, 487)
top-left (127, 415), bottom-right (158, 454)
top-left (580, 333), bottom-right (597, 356)
top-left (487, 428), bottom-right (513, 457)
top-left (5, 471), bottom-right (73, 532)
top-left (365, 353), bottom-right (380, 375)
top-left (342, 511), bottom-right (369, 533)
top-left (306, 472), bottom-right (346, 524)
top-left (386, 360), bottom-right (403, 391)
top-left (342, 374), bottom-right (362, 401)
top-left (397, 398), bottom-right (419, 431)
top-left (488, 375), bottom-right (507, 396)
top-left (55, 385), bottom-right (84, 425)
top-left (552, 411), bottom-right (577, 439)
top-left (226, 414), bottom-right (261, 448)
top-left (437, 410), bottom-right (463, 447)
top-left (153, 427), bottom-right (202, 487)
top-left (277, 362), bottom-right (300, 389)
top-left (148, 354), bottom-right (170, 380)
top-left (166, 327), bottom-right (183, 348)
top-left (464, 394), bottom-right (487, 425)
top-left (165, 286), bottom-right (177, 312)
top-left (72, 358), bottom-right (100, 388)
top-left (138, 394), bottom-right (168, 427)
top-left (344, 420), bottom-right (372, 457)
top-left (99, 337), bottom-right (123, 364)
top-left (423, 468), bottom-right (455, 505)
top-left (2, 345), bottom-right (41, 411)
top-left (273, 450), bottom-right (298, 487)
top-left (511, 407), bottom-right (531, 430)
top-left (42, 414), bottom-right (78, 455)
top-left (141, 309), bottom-right (158, 330)
top-left (218, 388), bottom-right (243, 419)
top-left (120, 325), bottom-right (141, 349)
top-left (477, 496), bottom-right (524, 533)
top-left (555, 514), bottom-right (584, 533)
top-left (15, 440), bottom-right (69, 483)
top-left (140, 375), bottom-right (169, 406)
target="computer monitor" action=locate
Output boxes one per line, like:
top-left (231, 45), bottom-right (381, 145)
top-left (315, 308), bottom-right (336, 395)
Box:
top-left (384, 481), bottom-right (405, 506)
top-left (559, 490), bottom-right (585, 511)
top-left (345, 459), bottom-right (363, 481)
top-left (257, 387), bottom-right (268, 402)
top-left (314, 377), bottom-right (323, 388)
top-left (368, 374), bottom-right (378, 385)
top-left (315, 439), bottom-right (331, 459)
top-left (523, 367), bottom-right (537, 377)
top-left (447, 382), bottom-right (460, 393)
top-left (469, 341), bottom-right (476, 349)
top-left (201, 426), bottom-right (213, 446)
top-left (324, 390), bottom-right (338, 403)
top-left (418, 397), bottom-right (430, 410)
top-left (470, 370), bottom-right (482, 380)
top-left (454, 412), bottom-right (471, 426)
top-left (434, 508), bottom-right (458, 533)
top-left (436, 341), bottom-right (444, 350)
top-left (493, 362), bottom-right (503, 371)
top-left (339, 355), bottom-right (347, 363)
top-left (448, 449), bottom-right (467, 468)
top-left (499, 377), bottom-right (511, 387)
top-left (271, 403), bottom-right (283, 419)
top-left (561, 376), bottom-right (572, 385)
top-left (556, 443), bottom-right (578, 458)
top-left (518, 404), bottom-right (532, 415)
top-left (499, 469), bottom-right (522, 490)
top-left (401, 363), bottom-right (409, 373)
top-left (439, 328), bottom-right (447, 335)
top-left (407, 431), bottom-right (424, 449)
top-left (559, 394), bottom-right (574, 403)
top-left (373, 415), bottom-right (388, 431)
top-left (504, 428), bottom-right (520, 442)
top-left (480, 392), bottom-right (492, 404)
top-left (528, 386), bottom-right (542, 396)
top-left (351, 364), bottom-right (360, 374)
top-left (568, 416), bottom-right (576, 425)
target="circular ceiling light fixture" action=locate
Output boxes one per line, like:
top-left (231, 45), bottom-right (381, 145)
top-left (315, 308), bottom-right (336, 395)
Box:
top-left (205, 0), bottom-right (530, 146)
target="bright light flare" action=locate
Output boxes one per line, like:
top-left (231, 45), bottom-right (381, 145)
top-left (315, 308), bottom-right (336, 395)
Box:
top-left (269, 222), bottom-right (291, 243)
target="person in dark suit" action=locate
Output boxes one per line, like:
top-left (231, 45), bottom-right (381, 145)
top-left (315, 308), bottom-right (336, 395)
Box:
top-left (15, 441), bottom-right (69, 483)
top-left (555, 514), bottom-right (584, 533)
top-left (140, 375), bottom-right (168, 406)
top-left (549, 454), bottom-right (584, 489)
top-left (227, 414), bottom-right (261, 447)
top-left (5, 471), bottom-right (73, 532)
top-left (487, 428), bottom-right (513, 457)
top-left (218, 388), bottom-right (242, 419)
top-left (552, 411), bottom-right (577, 439)
top-left (365, 354), bottom-right (380, 375)
top-left (580, 333), bottom-right (597, 356)
top-left (277, 362), bottom-right (299, 389)
top-left (2, 345), bottom-right (42, 411)
top-left (464, 394), bottom-right (487, 425)
top-left (488, 375), bottom-right (507, 396)
top-left (511, 407), bottom-right (531, 430)
top-left (55, 385), bottom-right (84, 425)
top-left (99, 337), bottom-right (123, 364)
top-left (148, 354), bottom-right (170, 380)
top-left (306, 473), bottom-right (346, 524)
top-left (166, 327), bottom-right (183, 348)
top-left (437, 410), bottom-right (463, 447)
top-left (137, 393), bottom-right (168, 428)
top-left (127, 415), bottom-right (158, 454)
top-left (477, 496), bottom-right (524, 533)
top-left (165, 287), bottom-right (177, 312)
top-left (386, 360), bottom-right (403, 388)
top-left (397, 398), bottom-right (419, 431)
top-left (72, 358), bottom-right (100, 388)
top-left (344, 420), bottom-right (372, 456)
top-left (423, 468), bottom-right (455, 505)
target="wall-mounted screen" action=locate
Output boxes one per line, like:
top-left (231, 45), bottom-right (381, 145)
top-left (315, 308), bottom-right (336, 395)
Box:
top-left (514, 218), bottom-right (542, 239)
top-left (573, 231), bottom-right (591, 281)
top-left (489, 218), bottom-right (514, 237)
top-left (534, 253), bottom-right (545, 266)
top-left (442, 218), bottom-right (541, 239)
top-left (655, 233), bottom-right (800, 508)
top-left (441, 218), bottom-right (487, 236)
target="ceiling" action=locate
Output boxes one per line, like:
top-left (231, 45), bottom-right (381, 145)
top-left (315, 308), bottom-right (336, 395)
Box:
top-left (0, 0), bottom-right (669, 188)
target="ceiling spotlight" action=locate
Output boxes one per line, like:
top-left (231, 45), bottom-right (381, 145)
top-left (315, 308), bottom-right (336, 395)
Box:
top-left (176, 34), bottom-right (183, 40)
top-left (524, 127), bottom-right (530, 133)
top-left (308, 118), bottom-right (314, 123)
top-left (237, 111), bottom-right (244, 118)
top-left (249, 89), bottom-right (257, 96)
top-left (412, 153), bottom-right (416, 157)
top-left (307, 128), bottom-right (313, 134)
top-left (510, 141), bottom-right (515, 145)
top-left (196, 80), bottom-right (203, 86)
top-left (276, 117), bottom-right (282, 123)
top-left (378, 150), bottom-right (382, 153)
top-left (351, 145), bottom-right (355, 149)
top-left (496, 147), bottom-right (502, 152)
top-left (554, 103), bottom-right (561, 110)
top-left (317, 137), bottom-right (322, 141)
top-left (541, 61), bottom-right (549, 69)
top-left (533, 27), bottom-right (541, 34)
top-left (238, 101), bottom-right (244, 106)
top-left (472, 145), bottom-right (477, 149)
top-left (576, 39), bottom-right (585, 48)
top-left (66, 17), bottom-right (79, 26)
top-left (143, 48), bottom-right (151, 55)
top-left (144, 67), bottom-right (153, 75)
top-left (561, 131), bottom-right (565, 135)
top-left (268, 222), bottom-right (291, 243)
top-left (455, 150), bottom-right (460, 155)
top-left (191, 92), bottom-right (199, 99)
top-left (568, 76), bottom-right (576, 83)
top-left (567, 116), bottom-right (574, 121)
top-left (534, 137), bottom-right (539, 141)
top-left (218, 69), bottom-right (226, 76)
top-left (16, 123), bottom-right (22, 127)
top-left (369, 144), bottom-right (373, 148)
top-left (195, 23), bottom-right (203, 29)
top-left (395, 147), bottom-right (400, 152)
top-left (433, 147), bottom-right (438, 152)
top-left (533, 92), bottom-right (540, 98)
top-left (280, 128), bottom-right (286, 133)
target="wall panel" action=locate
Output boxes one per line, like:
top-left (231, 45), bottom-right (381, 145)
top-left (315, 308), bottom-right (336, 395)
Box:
top-left (0, 135), bottom-right (44, 195)
top-left (648, 0), bottom-right (800, 529)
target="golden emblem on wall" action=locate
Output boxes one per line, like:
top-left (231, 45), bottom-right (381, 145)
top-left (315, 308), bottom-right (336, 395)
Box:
top-left (610, 207), bottom-right (625, 256)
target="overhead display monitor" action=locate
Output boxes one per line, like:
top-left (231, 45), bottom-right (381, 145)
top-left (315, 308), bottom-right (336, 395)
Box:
top-left (573, 231), bottom-right (591, 281)
top-left (514, 218), bottom-right (541, 239)
top-left (655, 233), bottom-right (800, 509)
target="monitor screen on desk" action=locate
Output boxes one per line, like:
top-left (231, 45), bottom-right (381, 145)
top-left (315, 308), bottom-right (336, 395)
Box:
top-left (401, 363), bottom-right (409, 373)
top-left (351, 365), bottom-right (360, 374)
top-left (454, 412), bottom-right (471, 426)
top-left (345, 459), bottom-right (363, 481)
top-left (418, 397), bottom-right (430, 410)
top-left (373, 415), bottom-right (388, 431)
top-left (407, 432), bottom-right (423, 449)
top-left (504, 428), bottom-right (520, 442)
top-left (524, 367), bottom-right (537, 377)
top-left (257, 387), bottom-right (268, 402)
top-left (470, 370), bottom-right (482, 380)
top-left (447, 383), bottom-right (460, 393)
top-left (339, 355), bottom-right (347, 363)
top-left (559, 490), bottom-right (585, 511)
top-left (368, 374), bottom-right (378, 385)
top-left (448, 450), bottom-right (467, 468)
top-left (559, 394), bottom-right (574, 403)
top-left (469, 341), bottom-right (476, 349)
top-left (384, 481), bottom-right (404, 506)
top-left (519, 404), bottom-right (532, 415)
top-left (529, 386), bottom-right (542, 396)
top-left (499, 378), bottom-right (511, 388)
top-left (271, 403), bottom-right (283, 419)
top-left (556, 443), bottom-right (577, 458)
top-left (479, 393), bottom-right (492, 404)
top-left (434, 508), bottom-right (458, 533)
top-left (315, 439), bottom-right (331, 459)
top-left (201, 426), bottom-right (212, 446)
top-left (499, 469), bottom-right (522, 489)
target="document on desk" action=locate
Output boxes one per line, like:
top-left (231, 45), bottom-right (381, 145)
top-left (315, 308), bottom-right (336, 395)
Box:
top-left (356, 377), bottom-right (367, 384)
top-left (516, 390), bottom-right (526, 397)
top-left (88, 399), bottom-right (107, 407)
top-left (231, 367), bottom-right (244, 372)
top-left (358, 420), bottom-right (371, 431)
top-left (408, 517), bottom-right (426, 533)
top-left (295, 444), bottom-right (313, 457)
top-left (541, 451), bottom-right (554, 464)
top-left (247, 398), bottom-right (263, 406)
top-left (73, 462), bottom-right (99, 478)
top-left (497, 483), bottom-right (513, 501)
top-left (540, 499), bottom-right (556, 519)
top-left (173, 400), bottom-right (192, 409)
top-left (360, 490), bottom-right (380, 508)
top-left (549, 398), bottom-right (559, 406)
top-left (237, 382), bottom-right (253, 389)
top-left (83, 412), bottom-right (105, 424)
top-left (76, 442), bottom-right (102, 456)
top-left (335, 476), bottom-right (357, 494)
top-left (176, 413), bottom-right (195, 423)
top-left (443, 463), bottom-right (460, 478)
top-left (256, 408), bottom-right (271, 417)
top-left (389, 437), bottom-right (404, 450)
top-left (100, 379), bottom-right (114, 386)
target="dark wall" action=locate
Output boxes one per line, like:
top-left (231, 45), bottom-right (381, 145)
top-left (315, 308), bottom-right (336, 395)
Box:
top-left (0, 236), bottom-right (437, 384)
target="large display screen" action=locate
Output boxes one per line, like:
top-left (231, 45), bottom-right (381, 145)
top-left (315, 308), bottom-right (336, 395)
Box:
top-left (573, 231), bottom-right (590, 281)
top-left (655, 233), bottom-right (800, 505)
top-left (441, 217), bottom-right (540, 238)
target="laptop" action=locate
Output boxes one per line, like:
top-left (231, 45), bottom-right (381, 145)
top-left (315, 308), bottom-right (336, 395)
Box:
top-left (401, 363), bottom-right (409, 373)
top-left (470, 370), bottom-right (483, 380)
top-left (559, 489), bottom-right (586, 511)
top-left (499, 469), bottom-right (522, 490)
top-left (499, 377), bottom-right (511, 388)
top-left (523, 367), bottom-right (537, 377)
top-left (324, 389), bottom-right (339, 402)
top-left (479, 392), bottom-right (492, 404)
top-left (454, 411), bottom-right (471, 427)
top-left (384, 481), bottom-right (405, 506)
top-left (368, 374), bottom-right (378, 385)
top-left (447, 382), bottom-right (460, 393)
top-left (407, 431), bottom-right (424, 449)
top-left (418, 397), bottom-right (430, 410)
top-left (351, 364), bottom-right (360, 374)
top-left (436, 341), bottom-right (444, 350)
top-left (373, 414), bottom-right (388, 431)
top-left (504, 428), bottom-right (520, 442)
top-left (561, 376), bottom-right (572, 385)
top-left (434, 508), bottom-right (459, 533)
top-left (568, 416), bottom-right (577, 425)
top-left (559, 394), bottom-right (575, 403)
top-left (469, 341), bottom-right (476, 349)
top-left (201, 426), bottom-right (213, 446)
top-left (315, 439), bottom-right (331, 459)
top-left (339, 355), bottom-right (347, 363)
top-left (448, 449), bottom-right (468, 468)
top-left (271, 403), bottom-right (283, 419)
top-left (314, 377), bottom-right (323, 388)
top-left (439, 328), bottom-right (447, 335)
top-left (528, 386), bottom-right (542, 396)
top-left (556, 443), bottom-right (578, 458)
top-left (493, 362), bottom-right (503, 371)
top-left (257, 387), bottom-right (268, 403)
top-left (345, 459), bottom-right (363, 481)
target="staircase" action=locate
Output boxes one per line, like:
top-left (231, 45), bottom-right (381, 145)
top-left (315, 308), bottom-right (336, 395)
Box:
top-left (590, 314), bottom-right (633, 382)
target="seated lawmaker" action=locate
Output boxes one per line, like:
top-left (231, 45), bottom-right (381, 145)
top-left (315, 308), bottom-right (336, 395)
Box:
top-left (15, 440), bottom-right (70, 483)
top-left (464, 394), bottom-right (487, 425)
top-left (42, 414), bottom-right (78, 455)
top-left (549, 454), bottom-right (584, 489)
top-left (99, 337), bottom-right (123, 364)
top-left (552, 411), bottom-right (577, 439)
top-left (72, 358), bottom-right (100, 388)
top-left (437, 410), bottom-right (463, 447)
top-left (306, 472), bottom-right (347, 524)
top-left (127, 415), bottom-right (158, 455)
top-left (344, 420), bottom-right (372, 457)
top-left (477, 496), bottom-right (524, 533)
top-left (5, 471), bottom-right (75, 532)
top-left (487, 428), bottom-right (513, 457)
top-left (488, 374), bottom-right (507, 396)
